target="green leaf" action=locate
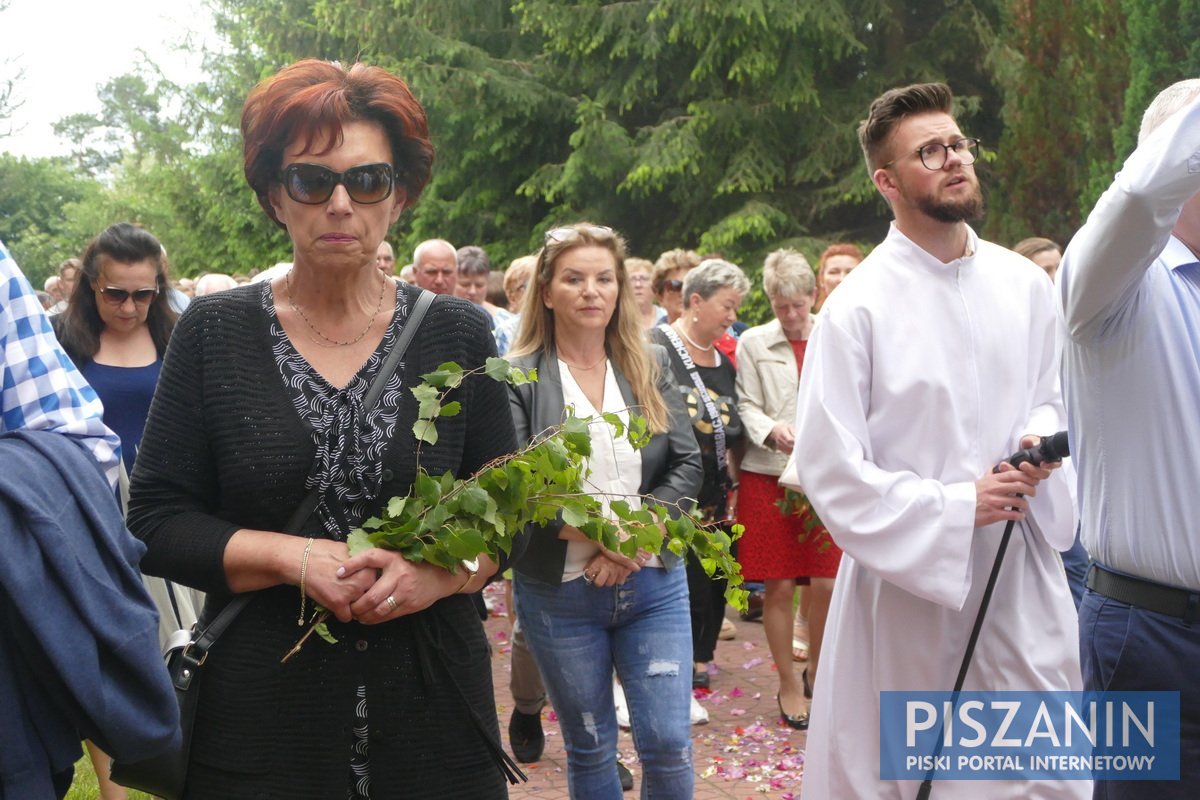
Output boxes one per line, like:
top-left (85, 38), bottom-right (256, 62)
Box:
top-left (421, 362), bottom-right (464, 389)
top-left (314, 620), bottom-right (338, 645)
top-left (387, 496), bottom-right (407, 518)
top-left (411, 383), bottom-right (440, 403)
top-left (601, 411), bottom-right (626, 437)
top-left (415, 472), bottom-right (440, 506)
top-left (413, 419), bottom-right (439, 445)
top-left (347, 529), bottom-right (374, 557)
top-left (440, 401), bottom-right (462, 417)
top-left (459, 485), bottom-right (491, 517)
top-left (418, 397), bottom-right (442, 420)
top-left (508, 366), bottom-right (535, 386)
top-left (561, 501), bottom-right (589, 528)
top-left (484, 357), bottom-right (511, 382)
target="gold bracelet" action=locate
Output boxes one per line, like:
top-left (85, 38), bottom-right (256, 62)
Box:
top-left (297, 537), bottom-right (314, 625)
top-left (456, 570), bottom-right (473, 594)
top-left (454, 558), bottom-right (480, 594)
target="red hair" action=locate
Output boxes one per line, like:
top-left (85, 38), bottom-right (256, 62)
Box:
top-left (241, 59), bottom-right (434, 228)
top-left (813, 242), bottom-right (865, 311)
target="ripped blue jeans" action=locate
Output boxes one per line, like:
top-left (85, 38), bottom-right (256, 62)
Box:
top-left (514, 565), bottom-right (693, 800)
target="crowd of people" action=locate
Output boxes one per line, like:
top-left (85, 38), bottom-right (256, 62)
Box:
top-left (3, 57), bottom-right (1199, 800)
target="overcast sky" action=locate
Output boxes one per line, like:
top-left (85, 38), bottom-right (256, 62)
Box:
top-left (0, 0), bottom-right (218, 159)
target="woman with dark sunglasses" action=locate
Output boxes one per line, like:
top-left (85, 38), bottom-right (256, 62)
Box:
top-left (55, 222), bottom-right (177, 476)
top-left (124, 60), bottom-right (519, 799)
top-left (52, 221), bottom-right (180, 800)
top-left (507, 223), bottom-right (701, 799)
top-left (650, 248), bottom-right (701, 324)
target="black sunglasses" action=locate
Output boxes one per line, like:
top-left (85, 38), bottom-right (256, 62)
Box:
top-left (98, 286), bottom-right (158, 305)
top-left (280, 162), bottom-right (395, 205)
top-left (662, 279), bottom-right (684, 292)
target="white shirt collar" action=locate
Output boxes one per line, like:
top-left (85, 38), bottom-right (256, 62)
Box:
top-left (885, 222), bottom-right (980, 271)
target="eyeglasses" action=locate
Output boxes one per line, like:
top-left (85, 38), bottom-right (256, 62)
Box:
top-left (98, 286), bottom-right (158, 305)
top-left (544, 225), bottom-right (614, 244)
top-left (628, 274), bottom-right (650, 284)
top-left (662, 279), bottom-right (684, 292)
top-left (279, 162), bottom-right (395, 205)
top-left (884, 137), bottom-right (980, 171)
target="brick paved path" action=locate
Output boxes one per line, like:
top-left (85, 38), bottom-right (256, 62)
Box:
top-left (484, 584), bottom-right (808, 799)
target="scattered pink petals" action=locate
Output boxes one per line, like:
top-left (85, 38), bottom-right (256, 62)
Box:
top-left (742, 657), bottom-right (764, 669)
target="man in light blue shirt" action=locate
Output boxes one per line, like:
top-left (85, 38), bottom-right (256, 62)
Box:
top-left (1059, 81), bottom-right (1200, 799)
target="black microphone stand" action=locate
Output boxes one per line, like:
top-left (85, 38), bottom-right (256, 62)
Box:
top-left (914, 432), bottom-right (1070, 800)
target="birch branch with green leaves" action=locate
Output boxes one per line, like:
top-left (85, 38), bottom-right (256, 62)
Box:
top-left (284, 357), bottom-right (745, 661)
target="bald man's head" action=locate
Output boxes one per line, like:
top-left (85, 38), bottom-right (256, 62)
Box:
top-left (412, 239), bottom-right (457, 294)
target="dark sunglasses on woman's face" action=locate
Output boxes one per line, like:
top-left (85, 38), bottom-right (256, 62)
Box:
top-left (662, 279), bottom-right (684, 292)
top-left (279, 162), bottom-right (395, 205)
top-left (98, 286), bottom-right (158, 305)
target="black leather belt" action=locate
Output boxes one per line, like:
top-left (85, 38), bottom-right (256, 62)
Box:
top-left (1087, 563), bottom-right (1200, 622)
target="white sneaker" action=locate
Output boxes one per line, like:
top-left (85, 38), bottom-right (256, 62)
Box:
top-left (614, 680), bottom-right (631, 730)
top-left (689, 695), bottom-right (709, 725)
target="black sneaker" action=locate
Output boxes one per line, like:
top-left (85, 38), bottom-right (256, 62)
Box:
top-left (508, 709), bottom-right (545, 763)
top-left (617, 761), bottom-right (634, 791)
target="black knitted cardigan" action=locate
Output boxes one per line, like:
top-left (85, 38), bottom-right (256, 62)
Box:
top-left (127, 282), bottom-right (518, 800)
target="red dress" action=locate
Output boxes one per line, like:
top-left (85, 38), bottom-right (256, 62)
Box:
top-left (736, 339), bottom-right (843, 581)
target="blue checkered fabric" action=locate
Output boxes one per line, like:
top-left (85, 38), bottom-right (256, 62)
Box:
top-left (1, 240), bottom-right (120, 486)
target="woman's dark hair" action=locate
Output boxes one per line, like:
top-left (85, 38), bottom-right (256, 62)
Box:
top-left (57, 223), bottom-right (178, 364)
top-left (241, 59), bottom-right (434, 229)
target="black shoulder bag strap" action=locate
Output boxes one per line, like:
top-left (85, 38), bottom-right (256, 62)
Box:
top-left (179, 288), bottom-right (438, 681)
top-left (656, 322), bottom-right (727, 473)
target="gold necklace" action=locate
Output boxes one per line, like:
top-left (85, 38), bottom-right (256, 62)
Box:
top-left (560, 352), bottom-right (607, 371)
top-left (285, 270), bottom-right (386, 348)
top-left (675, 321), bottom-right (715, 353)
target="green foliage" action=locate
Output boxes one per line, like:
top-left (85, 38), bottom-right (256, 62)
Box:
top-left (1087, 0), bottom-right (1200, 208)
top-left (286, 356), bottom-right (745, 659)
top-left (0, 154), bottom-right (103, 284)
top-left (6, 0), bottom-right (1195, 298)
top-left (987, 0), bottom-right (1128, 247)
top-left (384, 357), bottom-right (743, 599)
top-left (777, 488), bottom-right (834, 552)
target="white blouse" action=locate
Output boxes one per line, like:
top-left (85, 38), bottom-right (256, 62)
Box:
top-left (557, 359), bottom-right (656, 581)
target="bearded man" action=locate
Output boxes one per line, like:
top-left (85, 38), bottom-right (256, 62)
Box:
top-left (791, 83), bottom-right (1086, 799)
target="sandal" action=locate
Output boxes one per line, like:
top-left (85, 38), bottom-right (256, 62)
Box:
top-left (792, 637), bottom-right (809, 662)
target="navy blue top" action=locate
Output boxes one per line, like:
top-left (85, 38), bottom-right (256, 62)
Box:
top-left (80, 361), bottom-right (162, 472)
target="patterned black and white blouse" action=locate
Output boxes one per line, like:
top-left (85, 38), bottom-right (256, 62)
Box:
top-left (263, 280), bottom-right (411, 800)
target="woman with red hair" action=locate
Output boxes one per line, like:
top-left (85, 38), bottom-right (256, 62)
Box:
top-left (811, 243), bottom-right (864, 313)
top-left (127, 60), bottom-right (519, 799)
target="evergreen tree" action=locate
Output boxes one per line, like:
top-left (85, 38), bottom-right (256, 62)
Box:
top-left (987, 0), bottom-right (1127, 247)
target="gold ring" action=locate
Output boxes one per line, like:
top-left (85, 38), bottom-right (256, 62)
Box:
top-left (385, 595), bottom-right (398, 611)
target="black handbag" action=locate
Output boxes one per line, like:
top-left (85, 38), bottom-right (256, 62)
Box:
top-left (110, 289), bottom-right (435, 798)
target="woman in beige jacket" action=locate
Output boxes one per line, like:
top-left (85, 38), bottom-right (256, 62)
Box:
top-left (734, 249), bottom-right (842, 731)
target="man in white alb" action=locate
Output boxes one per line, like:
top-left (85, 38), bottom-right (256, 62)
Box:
top-left (792, 83), bottom-right (1086, 799)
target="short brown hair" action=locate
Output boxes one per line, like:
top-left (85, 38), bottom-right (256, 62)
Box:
top-left (1013, 237), bottom-right (1061, 261)
top-left (858, 82), bottom-right (955, 172)
top-left (651, 248), bottom-right (701, 298)
top-left (241, 59), bottom-right (434, 228)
